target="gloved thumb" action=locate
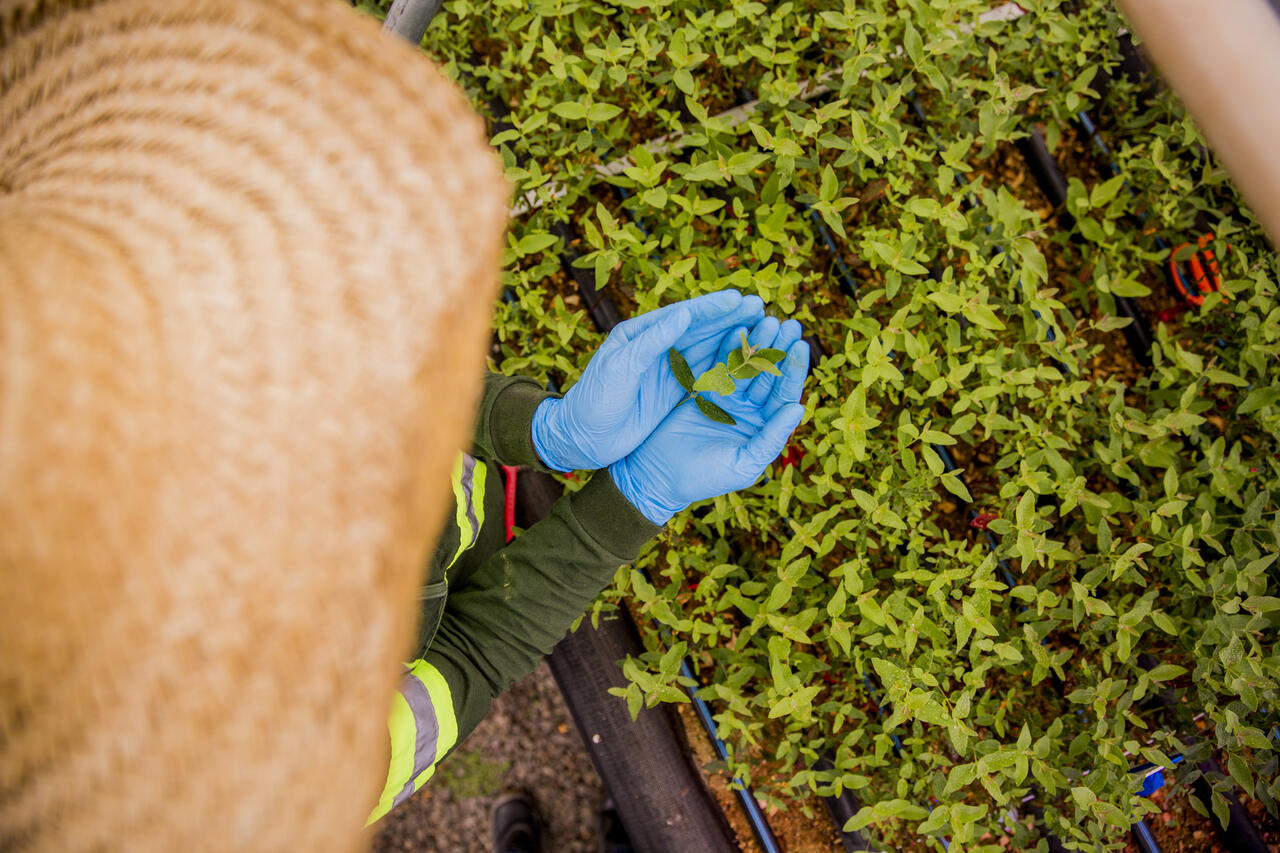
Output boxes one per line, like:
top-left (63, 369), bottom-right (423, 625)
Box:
top-left (743, 403), bottom-right (805, 470)
top-left (626, 305), bottom-right (691, 372)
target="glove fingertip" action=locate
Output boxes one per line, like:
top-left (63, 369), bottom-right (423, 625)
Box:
top-left (788, 339), bottom-right (811, 369)
top-left (704, 289), bottom-right (742, 312)
top-left (745, 403), bottom-right (803, 467)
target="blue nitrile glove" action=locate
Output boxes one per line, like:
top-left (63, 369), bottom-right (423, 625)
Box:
top-left (609, 317), bottom-right (810, 524)
top-left (530, 290), bottom-right (766, 472)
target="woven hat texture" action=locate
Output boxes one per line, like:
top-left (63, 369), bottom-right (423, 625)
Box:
top-left (0, 1), bottom-right (507, 850)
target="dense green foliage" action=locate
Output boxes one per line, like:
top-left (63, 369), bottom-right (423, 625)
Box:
top-left (365, 1), bottom-right (1280, 849)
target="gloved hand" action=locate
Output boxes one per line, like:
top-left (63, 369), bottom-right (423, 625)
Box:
top-left (531, 290), bottom-right (765, 472)
top-left (609, 316), bottom-right (810, 525)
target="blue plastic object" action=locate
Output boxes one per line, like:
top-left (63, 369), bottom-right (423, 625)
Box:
top-left (1138, 769), bottom-right (1166, 797)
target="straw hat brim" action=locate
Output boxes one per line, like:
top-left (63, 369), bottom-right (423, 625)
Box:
top-left (0, 1), bottom-right (508, 849)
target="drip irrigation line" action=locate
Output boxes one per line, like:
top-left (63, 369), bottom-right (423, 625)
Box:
top-left (1131, 818), bottom-right (1164, 853)
top-left (1015, 126), bottom-right (1155, 364)
top-left (810, 754), bottom-right (873, 853)
top-left (1135, 654), bottom-right (1276, 853)
top-left (680, 659), bottom-right (784, 853)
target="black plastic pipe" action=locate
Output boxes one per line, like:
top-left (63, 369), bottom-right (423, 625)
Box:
top-left (1131, 818), bottom-right (1164, 853)
top-left (1015, 127), bottom-right (1154, 364)
top-left (811, 755), bottom-right (872, 852)
top-left (549, 222), bottom-right (625, 332)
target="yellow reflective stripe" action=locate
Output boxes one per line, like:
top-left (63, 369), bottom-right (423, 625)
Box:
top-left (447, 454), bottom-right (487, 569)
top-left (367, 690), bottom-right (416, 824)
top-left (470, 458), bottom-right (487, 539)
top-left (404, 659), bottom-right (458, 795)
top-left (365, 660), bottom-right (459, 825)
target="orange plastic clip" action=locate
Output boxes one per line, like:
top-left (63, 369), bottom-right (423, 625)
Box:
top-left (1168, 233), bottom-right (1228, 307)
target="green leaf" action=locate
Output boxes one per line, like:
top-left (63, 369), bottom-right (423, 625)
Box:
top-left (1090, 175), bottom-right (1125, 208)
top-left (587, 102), bottom-right (622, 122)
top-left (1146, 664), bottom-right (1185, 682)
top-left (748, 356), bottom-right (782, 376)
top-left (756, 347), bottom-right (787, 363)
top-left (695, 396), bottom-right (736, 425)
top-left (551, 102), bottom-right (588, 120)
top-left (820, 165), bottom-right (838, 203)
top-left (941, 473), bottom-right (973, 502)
top-left (669, 348), bottom-right (695, 391)
top-left (693, 363), bottom-right (737, 396)
top-left (516, 232), bottom-right (558, 255)
top-left (672, 67), bottom-right (695, 95)
top-left (1226, 754), bottom-right (1255, 797)
top-left (965, 304), bottom-right (1005, 331)
top-left (1110, 277), bottom-right (1151, 297)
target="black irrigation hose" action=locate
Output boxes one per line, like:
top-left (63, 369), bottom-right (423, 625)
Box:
top-left (812, 755), bottom-right (873, 852)
top-left (1131, 818), bottom-right (1164, 853)
top-left (548, 222), bottom-right (625, 332)
top-left (1013, 128), bottom-right (1155, 365)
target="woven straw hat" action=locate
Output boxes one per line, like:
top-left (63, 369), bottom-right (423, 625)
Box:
top-left (0, 2), bottom-right (507, 850)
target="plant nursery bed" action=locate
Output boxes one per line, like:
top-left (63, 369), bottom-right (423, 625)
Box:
top-left (360, 1), bottom-right (1280, 849)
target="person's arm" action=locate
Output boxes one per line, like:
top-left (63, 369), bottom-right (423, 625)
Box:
top-left (471, 372), bottom-right (557, 468)
top-left (368, 293), bottom-right (779, 822)
top-left (368, 470), bottom-right (657, 822)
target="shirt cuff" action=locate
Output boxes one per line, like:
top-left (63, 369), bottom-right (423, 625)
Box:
top-left (487, 378), bottom-right (558, 470)
top-left (566, 469), bottom-right (663, 562)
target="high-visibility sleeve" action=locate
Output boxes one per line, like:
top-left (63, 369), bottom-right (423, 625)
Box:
top-left (367, 375), bottom-right (660, 824)
top-left (366, 660), bottom-right (458, 825)
top-left (447, 453), bottom-right (487, 570)
top-left (422, 469), bottom-right (660, 759)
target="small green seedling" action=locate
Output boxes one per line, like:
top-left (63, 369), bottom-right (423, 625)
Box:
top-left (668, 331), bottom-right (786, 425)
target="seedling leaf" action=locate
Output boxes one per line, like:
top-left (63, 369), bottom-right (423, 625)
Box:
top-left (668, 348), bottom-right (695, 392)
top-left (695, 396), bottom-right (737, 425)
top-left (693, 363), bottom-right (736, 396)
top-left (748, 356), bottom-right (782, 376)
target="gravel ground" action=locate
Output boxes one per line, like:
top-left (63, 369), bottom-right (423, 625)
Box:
top-left (371, 660), bottom-right (605, 853)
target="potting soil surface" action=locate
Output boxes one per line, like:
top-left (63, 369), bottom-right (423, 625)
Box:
top-left (371, 660), bottom-right (604, 853)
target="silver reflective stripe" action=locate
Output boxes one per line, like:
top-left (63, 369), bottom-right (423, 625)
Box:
top-left (459, 454), bottom-right (479, 543)
top-left (392, 672), bottom-right (440, 807)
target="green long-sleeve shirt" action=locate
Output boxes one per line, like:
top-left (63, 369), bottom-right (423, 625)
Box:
top-left (368, 374), bottom-right (660, 822)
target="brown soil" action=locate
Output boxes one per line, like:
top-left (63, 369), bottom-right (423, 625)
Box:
top-left (672, 701), bottom-right (767, 853)
top-left (1241, 793), bottom-right (1280, 850)
top-left (1049, 122), bottom-right (1112, 190)
top-left (971, 140), bottom-right (1056, 221)
top-left (1122, 786), bottom-right (1232, 853)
